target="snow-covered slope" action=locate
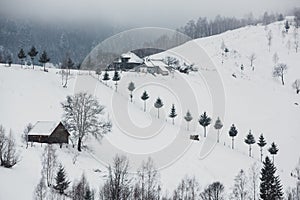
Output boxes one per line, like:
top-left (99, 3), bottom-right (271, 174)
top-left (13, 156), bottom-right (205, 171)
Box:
top-left (0, 21), bottom-right (300, 199)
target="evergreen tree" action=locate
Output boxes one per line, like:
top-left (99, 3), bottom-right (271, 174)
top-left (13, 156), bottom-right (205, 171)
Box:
top-left (214, 117), bottom-right (223, 143)
top-left (198, 112), bottom-right (211, 137)
top-left (141, 91), bottom-right (149, 112)
top-left (39, 50), bottom-right (50, 71)
top-left (128, 82), bottom-right (135, 102)
top-left (229, 124), bottom-right (238, 149)
top-left (260, 156), bottom-right (283, 200)
top-left (84, 185), bottom-right (94, 200)
top-left (28, 46), bottom-right (38, 69)
top-left (244, 130), bottom-right (256, 157)
top-left (285, 20), bottom-right (290, 33)
top-left (102, 70), bottom-right (110, 85)
top-left (184, 110), bottom-right (193, 131)
top-left (17, 48), bottom-right (26, 68)
top-left (268, 142), bottom-right (279, 163)
top-left (154, 97), bottom-right (163, 118)
top-left (7, 54), bottom-right (12, 67)
top-left (112, 70), bottom-right (120, 91)
top-left (257, 134), bottom-right (267, 162)
top-left (169, 104), bottom-right (177, 125)
top-left (54, 164), bottom-right (70, 195)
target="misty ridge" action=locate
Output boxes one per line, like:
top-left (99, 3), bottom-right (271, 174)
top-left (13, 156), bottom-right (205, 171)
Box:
top-left (0, 8), bottom-right (299, 68)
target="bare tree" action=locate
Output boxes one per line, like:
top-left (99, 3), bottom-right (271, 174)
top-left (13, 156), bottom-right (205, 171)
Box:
top-left (232, 169), bottom-right (249, 200)
top-left (292, 79), bottom-right (300, 94)
top-left (0, 125), bottom-right (7, 166)
top-left (136, 157), bottom-right (160, 200)
top-left (173, 176), bottom-right (201, 200)
top-left (200, 182), bottom-right (225, 200)
top-left (34, 176), bottom-right (47, 200)
top-left (266, 30), bottom-right (273, 52)
top-left (23, 123), bottom-right (33, 148)
top-left (99, 155), bottom-right (132, 200)
top-left (248, 53), bottom-right (257, 70)
top-left (1, 130), bottom-right (19, 168)
top-left (41, 144), bottom-right (58, 187)
top-left (287, 40), bottom-right (292, 54)
top-left (61, 92), bottom-right (112, 151)
top-left (248, 163), bottom-right (260, 200)
top-left (273, 63), bottom-right (288, 85)
top-left (294, 29), bottom-right (299, 53)
top-left (164, 56), bottom-right (179, 69)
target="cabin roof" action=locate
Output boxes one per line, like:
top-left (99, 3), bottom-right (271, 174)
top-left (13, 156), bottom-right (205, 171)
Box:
top-left (28, 121), bottom-right (61, 136)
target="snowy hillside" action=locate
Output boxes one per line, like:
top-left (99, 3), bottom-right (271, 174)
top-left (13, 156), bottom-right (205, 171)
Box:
top-left (0, 20), bottom-right (300, 199)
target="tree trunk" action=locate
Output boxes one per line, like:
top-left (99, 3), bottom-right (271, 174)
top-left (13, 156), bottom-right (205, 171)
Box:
top-left (172, 118), bottom-right (174, 125)
top-left (77, 138), bottom-right (82, 152)
top-left (260, 148), bottom-right (263, 162)
top-left (281, 75), bottom-right (285, 85)
top-left (32, 58), bottom-right (34, 69)
top-left (232, 137), bottom-right (234, 149)
top-left (130, 91), bottom-right (133, 102)
top-left (44, 64), bottom-right (45, 71)
top-left (204, 127), bottom-right (206, 137)
top-left (217, 130), bottom-right (220, 143)
top-left (297, 89), bottom-right (299, 94)
top-left (249, 145), bottom-right (252, 157)
top-left (187, 121), bottom-right (189, 131)
top-left (144, 101), bottom-right (146, 112)
top-left (157, 108), bottom-right (159, 119)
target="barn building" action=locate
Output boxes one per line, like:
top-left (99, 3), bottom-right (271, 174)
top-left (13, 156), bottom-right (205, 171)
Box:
top-left (28, 121), bottom-right (70, 145)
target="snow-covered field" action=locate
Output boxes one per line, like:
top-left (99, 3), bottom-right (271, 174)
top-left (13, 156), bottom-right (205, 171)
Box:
top-left (0, 20), bottom-right (300, 199)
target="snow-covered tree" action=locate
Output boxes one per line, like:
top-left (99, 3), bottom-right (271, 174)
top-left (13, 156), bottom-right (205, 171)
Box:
top-left (102, 70), bottom-right (110, 85)
top-left (232, 169), bottom-right (249, 200)
top-left (244, 130), bottom-right (256, 157)
top-left (214, 117), bottom-right (223, 143)
top-left (41, 144), bottom-right (57, 187)
top-left (112, 70), bottom-right (121, 91)
top-left (294, 29), bottom-right (299, 53)
top-left (128, 82), bottom-right (135, 102)
top-left (184, 110), bottom-right (193, 131)
top-left (285, 20), bottom-right (290, 33)
top-left (292, 79), bottom-right (300, 94)
top-left (164, 56), bottom-right (179, 68)
top-left (34, 176), bottom-right (47, 200)
top-left (54, 164), bottom-right (70, 195)
top-left (169, 104), bottom-right (177, 125)
top-left (201, 181), bottom-right (225, 200)
top-left (17, 48), bottom-right (26, 68)
top-left (198, 112), bottom-right (211, 138)
top-left (257, 134), bottom-right (267, 162)
top-left (268, 142), bottom-right (279, 163)
top-left (248, 53), bottom-right (257, 70)
top-left (23, 123), bottom-right (33, 148)
top-left (229, 124), bottom-right (238, 149)
top-left (248, 163), bottom-right (260, 200)
top-left (154, 97), bottom-right (163, 119)
top-left (260, 156), bottom-right (283, 200)
top-left (272, 52), bottom-right (279, 65)
top-left (141, 91), bottom-right (150, 112)
top-left (39, 50), bottom-right (50, 72)
top-left (173, 176), bottom-right (201, 200)
top-left (28, 46), bottom-right (38, 69)
top-left (61, 92), bottom-right (112, 151)
top-left (1, 130), bottom-right (19, 168)
top-left (273, 63), bottom-right (288, 85)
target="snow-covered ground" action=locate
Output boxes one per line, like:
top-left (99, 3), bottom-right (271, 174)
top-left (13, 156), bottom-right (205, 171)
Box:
top-left (0, 20), bottom-right (300, 199)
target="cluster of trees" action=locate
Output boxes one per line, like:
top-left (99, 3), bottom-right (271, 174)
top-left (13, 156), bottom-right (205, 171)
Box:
top-left (178, 12), bottom-right (284, 39)
top-left (0, 125), bottom-right (19, 168)
top-left (33, 153), bottom-right (286, 200)
top-left (16, 46), bottom-right (50, 71)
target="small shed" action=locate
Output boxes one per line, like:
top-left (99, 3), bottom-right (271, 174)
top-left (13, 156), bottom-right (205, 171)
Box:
top-left (28, 121), bottom-right (70, 144)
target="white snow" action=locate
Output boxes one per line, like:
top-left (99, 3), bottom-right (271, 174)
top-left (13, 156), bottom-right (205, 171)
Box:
top-left (28, 121), bottom-right (60, 136)
top-left (0, 21), bottom-right (300, 199)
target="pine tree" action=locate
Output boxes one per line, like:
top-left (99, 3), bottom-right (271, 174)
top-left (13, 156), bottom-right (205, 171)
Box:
top-left (112, 70), bottom-right (120, 91)
top-left (28, 46), bottom-right (38, 69)
top-left (268, 142), bottom-right (279, 163)
top-left (169, 104), bottom-right (177, 125)
top-left (18, 48), bottom-right (26, 68)
top-left (54, 164), bottom-right (70, 194)
top-left (141, 91), bottom-right (149, 112)
top-left (260, 156), bottom-right (283, 200)
top-left (257, 134), bottom-right (267, 162)
top-left (102, 70), bottom-right (110, 85)
top-left (128, 82), bottom-right (135, 102)
top-left (229, 124), bottom-right (238, 149)
top-left (244, 130), bottom-right (256, 157)
top-left (285, 20), bottom-right (290, 33)
top-left (198, 112), bottom-right (211, 137)
top-left (39, 50), bottom-right (50, 72)
top-left (84, 185), bottom-right (94, 200)
top-left (154, 97), bottom-right (163, 118)
top-left (184, 110), bottom-right (193, 131)
top-left (214, 117), bottom-right (223, 143)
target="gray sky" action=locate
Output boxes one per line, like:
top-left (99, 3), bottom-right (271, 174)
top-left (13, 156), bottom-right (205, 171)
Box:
top-left (0, 0), bottom-right (299, 27)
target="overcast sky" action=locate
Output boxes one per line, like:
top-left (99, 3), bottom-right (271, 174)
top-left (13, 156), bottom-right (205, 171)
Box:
top-left (0, 0), bottom-right (299, 27)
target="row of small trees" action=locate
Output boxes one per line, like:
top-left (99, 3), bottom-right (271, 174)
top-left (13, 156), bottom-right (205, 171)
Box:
top-left (17, 46), bottom-right (50, 71)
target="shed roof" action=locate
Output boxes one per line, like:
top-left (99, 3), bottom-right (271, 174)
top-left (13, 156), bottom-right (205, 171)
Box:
top-left (28, 121), bottom-right (60, 136)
